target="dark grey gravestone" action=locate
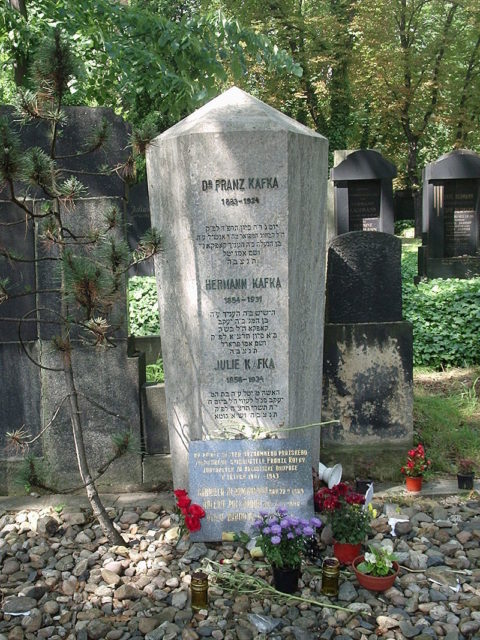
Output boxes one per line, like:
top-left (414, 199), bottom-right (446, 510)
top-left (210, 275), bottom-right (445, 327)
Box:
top-left (443, 179), bottom-right (478, 257)
top-left (36, 197), bottom-right (128, 341)
top-left (0, 202), bottom-right (37, 342)
top-left (347, 180), bottom-right (380, 231)
top-left (126, 182), bottom-right (154, 276)
top-left (325, 231), bottom-right (402, 323)
top-left (188, 436), bottom-right (314, 541)
top-left (330, 149), bottom-right (396, 236)
top-left (419, 149), bottom-right (480, 279)
top-left (0, 106), bottom-right (130, 199)
top-left (0, 342), bottom-right (41, 452)
top-left (40, 342), bottom-right (143, 491)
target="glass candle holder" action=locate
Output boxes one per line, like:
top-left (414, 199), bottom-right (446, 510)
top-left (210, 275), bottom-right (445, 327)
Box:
top-left (190, 571), bottom-right (208, 610)
top-left (321, 557), bottom-right (340, 596)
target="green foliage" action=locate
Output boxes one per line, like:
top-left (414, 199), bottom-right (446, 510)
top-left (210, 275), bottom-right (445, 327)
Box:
top-left (128, 276), bottom-right (160, 336)
top-left (394, 219), bottom-right (415, 236)
top-left (414, 369), bottom-right (480, 473)
top-left (401, 240), bottom-right (480, 368)
top-left (16, 454), bottom-right (46, 493)
top-left (146, 358), bottom-right (164, 384)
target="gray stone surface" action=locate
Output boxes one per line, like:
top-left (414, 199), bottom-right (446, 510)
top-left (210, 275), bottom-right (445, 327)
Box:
top-left (146, 86), bottom-right (328, 488)
top-left (322, 322), bottom-right (413, 475)
top-left (40, 343), bottom-right (144, 490)
top-left (0, 342), bottom-right (41, 452)
top-left (189, 436), bottom-right (313, 541)
top-left (141, 383), bottom-right (170, 454)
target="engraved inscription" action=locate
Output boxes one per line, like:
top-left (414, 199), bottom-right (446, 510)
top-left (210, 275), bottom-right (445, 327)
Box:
top-left (348, 180), bottom-right (381, 231)
top-left (195, 169), bottom-right (288, 433)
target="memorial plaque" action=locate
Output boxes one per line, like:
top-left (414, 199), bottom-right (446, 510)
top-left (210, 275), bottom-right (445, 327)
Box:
top-left (189, 437), bottom-right (313, 541)
top-left (444, 179), bottom-right (478, 257)
top-left (362, 217), bottom-right (380, 231)
top-left (146, 87), bottom-right (328, 487)
top-left (348, 180), bottom-right (381, 231)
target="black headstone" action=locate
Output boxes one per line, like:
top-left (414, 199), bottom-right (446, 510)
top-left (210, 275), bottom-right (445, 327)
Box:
top-left (419, 149), bottom-right (480, 279)
top-left (325, 231), bottom-right (402, 323)
top-left (330, 150), bottom-right (396, 236)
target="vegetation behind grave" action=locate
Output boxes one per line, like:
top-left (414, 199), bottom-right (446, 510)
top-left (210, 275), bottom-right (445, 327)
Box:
top-left (401, 239), bottom-right (480, 369)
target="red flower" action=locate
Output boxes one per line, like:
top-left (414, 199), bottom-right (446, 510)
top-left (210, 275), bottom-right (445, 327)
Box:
top-left (185, 515), bottom-right (201, 532)
top-left (189, 503), bottom-right (206, 518)
top-left (174, 489), bottom-right (188, 498)
top-left (176, 495), bottom-right (191, 509)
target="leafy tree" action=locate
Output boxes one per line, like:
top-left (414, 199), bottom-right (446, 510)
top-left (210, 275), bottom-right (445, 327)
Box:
top-left (0, 31), bottom-right (161, 543)
top-left (351, 0), bottom-right (480, 188)
top-left (2, 0), bottom-right (301, 132)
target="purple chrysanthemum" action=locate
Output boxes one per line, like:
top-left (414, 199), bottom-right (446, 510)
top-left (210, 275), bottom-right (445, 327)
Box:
top-left (302, 525), bottom-right (314, 536)
top-left (271, 535), bottom-right (281, 545)
top-left (309, 517), bottom-right (322, 528)
top-left (262, 526), bottom-right (271, 535)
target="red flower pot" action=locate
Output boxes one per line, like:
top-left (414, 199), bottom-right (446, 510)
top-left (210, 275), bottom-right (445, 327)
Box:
top-left (333, 541), bottom-right (362, 565)
top-left (352, 555), bottom-right (399, 591)
top-left (405, 476), bottom-right (422, 492)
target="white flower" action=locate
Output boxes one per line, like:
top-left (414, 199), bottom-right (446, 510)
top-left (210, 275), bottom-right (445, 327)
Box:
top-left (364, 552), bottom-right (376, 563)
top-left (385, 559), bottom-right (393, 568)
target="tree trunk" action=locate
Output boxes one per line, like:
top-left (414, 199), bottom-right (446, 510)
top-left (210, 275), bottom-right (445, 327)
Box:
top-left (62, 349), bottom-right (125, 546)
top-left (9, 0), bottom-right (29, 86)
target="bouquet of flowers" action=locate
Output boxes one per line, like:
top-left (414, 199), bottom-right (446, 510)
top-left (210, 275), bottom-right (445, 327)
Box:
top-left (314, 482), bottom-right (372, 544)
top-left (252, 507), bottom-right (322, 568)
top-left (173, 489), bottom-right (205, 536)
top-left (400, 443), bottom-right (431, 477)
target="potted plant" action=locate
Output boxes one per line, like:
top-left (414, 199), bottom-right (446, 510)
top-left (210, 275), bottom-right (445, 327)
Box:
top-left (400, 443), bottom-right (431, 492)
top-left (352, 542), bottom-right (399, 592)
top-left (252, 507), bottom-right (322, 593)
top-left (314, 482), bottom-right (373, 565)
top-left (457, 458), bottom-right (476, 490)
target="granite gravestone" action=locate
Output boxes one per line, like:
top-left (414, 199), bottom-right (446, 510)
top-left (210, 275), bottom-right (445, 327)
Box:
top-left (189, 436), bottom-right (313, 541)
top-left (322, 231), bottom-right (413, 478)
top-left (146, 87), bottom-right (328, 489)
top-left (418, 150), bottom-right (480, 279)
top-left (0, 108), bottom-right (145, 493)
top-left (330, 150), bottom-right (396, 236)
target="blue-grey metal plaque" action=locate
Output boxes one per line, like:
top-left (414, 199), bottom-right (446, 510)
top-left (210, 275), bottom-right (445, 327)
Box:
top-left (188, 437), bottom-right (314, 541)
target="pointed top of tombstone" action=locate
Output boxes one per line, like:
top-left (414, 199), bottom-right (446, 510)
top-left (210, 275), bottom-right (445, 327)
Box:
top-left (151, 86), bottom-right (326, 142)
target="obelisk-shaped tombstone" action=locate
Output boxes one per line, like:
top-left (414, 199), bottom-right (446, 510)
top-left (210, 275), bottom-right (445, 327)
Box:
top-left (146, 87), bottom-right (328, 489)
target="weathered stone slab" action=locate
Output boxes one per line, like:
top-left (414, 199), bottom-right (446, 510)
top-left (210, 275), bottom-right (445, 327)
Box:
top-left (147, 87), bottom-right (328, 488)
top-left (325, 231), bottom-right (402, 323)
top-left (189, 436), bottom-right (313, 541)
top-left (0, 342), bottom-right (41, 453)
top-left (0, 201), bottom-right (37, 342)
top-left (40, 343), bottom-right (143, 491)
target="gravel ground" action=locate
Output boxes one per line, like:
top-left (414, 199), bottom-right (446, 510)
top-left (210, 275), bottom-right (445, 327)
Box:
top-left (1, 493), bottom-right (479, 640)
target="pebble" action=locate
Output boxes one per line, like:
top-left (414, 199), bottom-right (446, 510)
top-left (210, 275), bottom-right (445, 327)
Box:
top-left (1, 494), bottom-right (479, 640)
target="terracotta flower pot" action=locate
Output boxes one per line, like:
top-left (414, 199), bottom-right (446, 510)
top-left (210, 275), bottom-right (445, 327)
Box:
top-left (352, 555), bottom-right (399, 592)
top-left (333, 541), bottom-right (362, 565)
top-left (405, 476), bottom-right (422, 492)
top-left (272, 566), bottom-right (300, 594)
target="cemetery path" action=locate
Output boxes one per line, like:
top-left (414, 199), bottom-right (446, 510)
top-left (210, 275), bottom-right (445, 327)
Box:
top-left (0, 487), bottom-right (479, 640)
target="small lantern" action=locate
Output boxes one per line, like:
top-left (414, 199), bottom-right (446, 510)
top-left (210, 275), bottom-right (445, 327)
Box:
top-left (190, 571), bottom-right (208, 610)
top-left (321, 557), bottom-right (340, 596)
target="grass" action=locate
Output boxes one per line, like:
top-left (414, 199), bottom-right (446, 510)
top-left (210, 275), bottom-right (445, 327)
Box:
top-left (413, 367), bottom-right (480, 475)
